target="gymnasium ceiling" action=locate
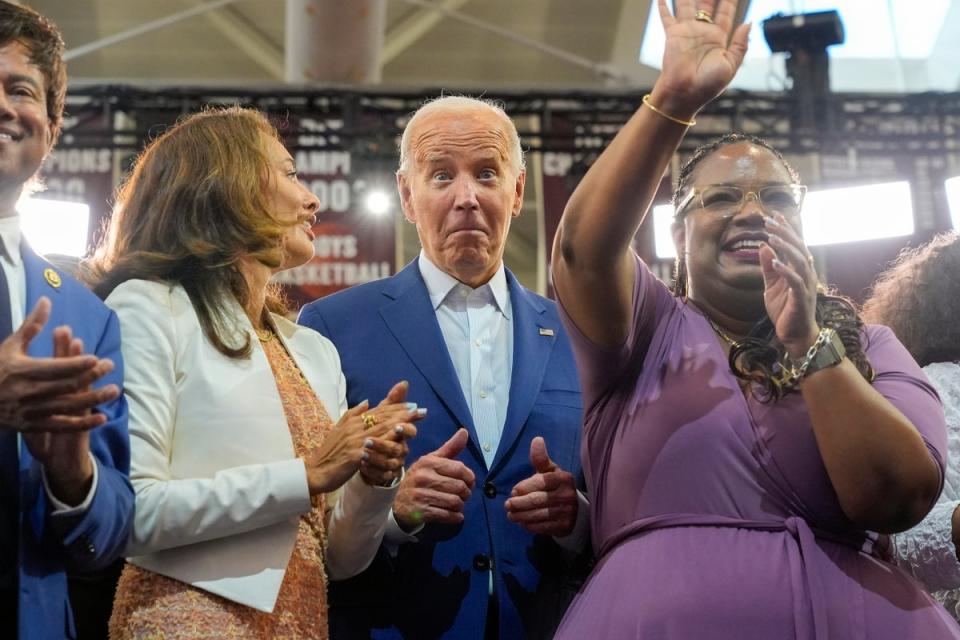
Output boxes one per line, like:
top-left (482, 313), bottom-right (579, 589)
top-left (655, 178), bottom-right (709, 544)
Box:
top-left (22, 0), bottom-right (960, 288)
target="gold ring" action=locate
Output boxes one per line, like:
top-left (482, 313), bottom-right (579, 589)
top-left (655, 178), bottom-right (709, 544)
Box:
top-left (695, 9), bottom-right (714, 23)
top-left (361, 413), bottom-right (379, 429)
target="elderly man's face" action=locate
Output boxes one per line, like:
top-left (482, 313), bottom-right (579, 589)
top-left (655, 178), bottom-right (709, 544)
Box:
top-left (398, 107), bottom-right (525, 287)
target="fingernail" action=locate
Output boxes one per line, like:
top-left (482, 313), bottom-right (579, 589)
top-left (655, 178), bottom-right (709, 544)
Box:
top-left (362, 451), bottom-right (370, 461)
top-left (416, 408), bottom-right (427, 417)
top-left (364, 438), bottom-right (374, 448)
top-left (394, 425), bottom-right (405, 434)
top-left (405, 402), bottom-right (417, 411)
top-left (764, 216), bottom-right (779, 227)
top-left (772, 258), bottom-right (784, 268)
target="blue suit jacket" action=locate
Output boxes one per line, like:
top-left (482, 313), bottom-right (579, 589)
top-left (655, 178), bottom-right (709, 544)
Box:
top-left (299, 261), bottom-right (584, 640)
top-left (12, 245), bottom-right (133, 639)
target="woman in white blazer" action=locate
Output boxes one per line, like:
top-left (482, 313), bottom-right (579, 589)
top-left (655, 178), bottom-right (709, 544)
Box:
top-left (90, 107), bottom-right (421, 639)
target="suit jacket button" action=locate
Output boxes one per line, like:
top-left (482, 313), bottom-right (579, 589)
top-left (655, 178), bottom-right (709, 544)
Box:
top-left (473, 554), bottom-right (490, 571)
top-left (483, 482), bottom-right (496, 498)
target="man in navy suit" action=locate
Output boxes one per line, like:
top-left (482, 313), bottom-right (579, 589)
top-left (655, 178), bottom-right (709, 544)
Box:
top-left (299, 96), bottom-right (588, 639)
top-left (0, 3), bottom-right (133, 637)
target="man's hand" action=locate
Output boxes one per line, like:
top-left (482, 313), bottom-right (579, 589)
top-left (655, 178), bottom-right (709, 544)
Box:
top-left (22, 318), bottom-right (108, 505)
top-left (393, 428), bottom-right (474, 532)
top-left (505, 437), bottom-right (578, 536)
top-left (0, 297), bottom-right (119, 433)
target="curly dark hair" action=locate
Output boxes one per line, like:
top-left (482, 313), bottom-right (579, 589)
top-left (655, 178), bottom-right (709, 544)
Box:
top-left (671, 132), bottom-right (874, 401)
top-left (862, 231), bottom-right (960, 367)
top-left (0, 1), bottom-right (68, 141)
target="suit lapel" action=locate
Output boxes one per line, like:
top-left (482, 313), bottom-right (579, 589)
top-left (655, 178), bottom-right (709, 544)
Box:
top-left (489, 272), bottom-right (556, 475)
top-left (20, 242), bottom-right (60, 360)
top-left (379, 263), bottom-right (476, 436)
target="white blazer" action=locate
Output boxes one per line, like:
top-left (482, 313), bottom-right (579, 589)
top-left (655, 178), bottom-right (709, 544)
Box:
top-left (107, 279), bottom-right (397, 612)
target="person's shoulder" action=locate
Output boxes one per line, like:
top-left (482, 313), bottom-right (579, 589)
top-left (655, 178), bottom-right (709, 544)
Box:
top-left (860, 322), bottom-right (897, 349)
top-left (508, 277), bottom-right (561, 316)
top-left (29, 259), bottom-right (112, 318)
top-left (300, 274), bottom-right (399, 320)
top-left (106, 278), bottom-right (178, 304)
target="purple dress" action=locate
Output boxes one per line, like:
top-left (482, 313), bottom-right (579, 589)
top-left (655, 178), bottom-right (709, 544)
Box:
top-left (555, 256), bottom-right (960, 639)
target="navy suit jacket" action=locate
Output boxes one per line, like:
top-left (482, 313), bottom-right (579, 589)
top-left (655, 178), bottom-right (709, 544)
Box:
top-left (11, 245), bottom-right (133, 639)
top-left (299, 261), bottom-right (584, 640)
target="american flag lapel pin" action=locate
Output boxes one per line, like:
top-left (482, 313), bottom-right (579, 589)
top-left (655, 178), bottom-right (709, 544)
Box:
top-left (538, 327), bottom-right (555, 337)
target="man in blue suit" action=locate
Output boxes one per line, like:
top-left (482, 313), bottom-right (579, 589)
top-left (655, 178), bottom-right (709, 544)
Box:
top-left (299, 96), bottom-right (588, 639)
top-left (0, 3), bottom-right (133, 637)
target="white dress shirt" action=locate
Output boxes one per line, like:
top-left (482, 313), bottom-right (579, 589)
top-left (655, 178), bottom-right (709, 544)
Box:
top-left (385, 252), bottom-right (589, 553)
top-left (420, 251), bottom-right (514, 468)
top-left (0, 214), bottom-right (98, 514)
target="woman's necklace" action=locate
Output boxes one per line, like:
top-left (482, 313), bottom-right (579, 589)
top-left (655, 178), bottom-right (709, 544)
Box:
top-left (707, 317), bottom-right (740, 347)
top-left (255, 327), bottom-right (274, 343)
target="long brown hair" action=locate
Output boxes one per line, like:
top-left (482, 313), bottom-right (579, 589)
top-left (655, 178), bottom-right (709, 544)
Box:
top-left (671, 132), bottom-right (873, 400)
top-left (862, 232), bottom-right (960, 367)
top-left (89, 107), bottom-right (291, 359)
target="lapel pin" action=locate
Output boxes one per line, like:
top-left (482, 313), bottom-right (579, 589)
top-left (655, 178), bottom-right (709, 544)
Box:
top-left (43, 268), bottom-right (62, 289)
top-left (538, 327), bottom-right (555, 337)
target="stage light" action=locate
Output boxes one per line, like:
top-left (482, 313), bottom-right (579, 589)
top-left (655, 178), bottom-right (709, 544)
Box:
top-left (653, 204), bottom-right (677, 260)
top-left (364, 190), bottom-right (391, 216)
top-left (650, 181), bottom-right (914, 259)
top-left (18, 197), bottom-right (90, 257)
top-left (801, 181), bottom-right (913, 246)
top-left (945, 176), bottom-right (960, 230)
top-left (762, 10), bottom-right (844, 54)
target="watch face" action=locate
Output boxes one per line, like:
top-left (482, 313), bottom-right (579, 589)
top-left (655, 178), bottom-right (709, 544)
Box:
top-left (811, 329), bottom-right (845, 372)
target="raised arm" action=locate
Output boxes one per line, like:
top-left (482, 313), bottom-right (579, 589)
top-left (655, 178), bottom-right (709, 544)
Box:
top-left (551, 0), bottom-right (749, 347)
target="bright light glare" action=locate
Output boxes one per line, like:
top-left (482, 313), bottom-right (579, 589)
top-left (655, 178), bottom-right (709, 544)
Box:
top-left (946, 176), bottom-right (960, 230)
top-left (802, 181), bottom-right (913, 246)
top-left (364, 190), bottom-right (392, 216)
top-left (650, 181), bottom-right (914, 257)
top-left (18, 196), bottom-right (90, 257)
top-left (653, 203), bottom-right (678, 259)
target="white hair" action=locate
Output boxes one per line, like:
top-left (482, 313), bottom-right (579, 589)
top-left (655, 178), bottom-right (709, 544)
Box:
top-left (397, 95), bottom-right (525, 175)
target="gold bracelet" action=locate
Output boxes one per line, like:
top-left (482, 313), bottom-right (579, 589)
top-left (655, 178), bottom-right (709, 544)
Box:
top-left (642, 94), bottom-right (696, 127)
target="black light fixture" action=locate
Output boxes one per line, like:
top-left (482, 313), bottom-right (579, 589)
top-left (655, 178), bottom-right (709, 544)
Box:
top-left (763, 10), bottom-right (845, 54)
top-left (762, 10), bottom-right (845, 132)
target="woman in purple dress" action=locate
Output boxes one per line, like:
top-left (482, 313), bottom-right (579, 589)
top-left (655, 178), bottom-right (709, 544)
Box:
top-left (550, 0), bottom-right (960, 637)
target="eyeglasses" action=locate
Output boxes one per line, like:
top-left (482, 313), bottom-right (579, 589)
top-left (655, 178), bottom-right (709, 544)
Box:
top-left (675, 184), bottom-right (807, 218)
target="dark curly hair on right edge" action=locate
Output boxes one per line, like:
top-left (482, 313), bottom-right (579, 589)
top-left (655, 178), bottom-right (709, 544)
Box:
top-left (862, 231), bottom-right (960, 367)
top-left (671, 132), bottom-right (874, 401)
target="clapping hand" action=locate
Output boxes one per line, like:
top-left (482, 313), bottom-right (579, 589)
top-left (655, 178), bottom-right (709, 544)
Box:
top-left (0, 297), bottom-right (119, 434)
top-left (303, 381), bottom-right (422, 495)
top-left (760, 213), bottom-right (820, 358)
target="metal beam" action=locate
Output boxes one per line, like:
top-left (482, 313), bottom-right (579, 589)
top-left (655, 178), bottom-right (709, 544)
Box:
top-left (380, 0), bottom-right (470, 66)
top-left (188, 2), bottom-right (285, 79)
top-left (64, 0), bottom-right (242, 62)
top-left (394, 0), bottom-right (629, 83)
